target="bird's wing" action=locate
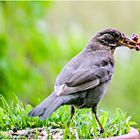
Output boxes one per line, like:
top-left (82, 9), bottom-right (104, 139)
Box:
top-left (65, 66), bottom-right (107, 86)
top-left (55, 61), bottom-right (112, 96)
top-left (55, 79), bottom-right (100, 96)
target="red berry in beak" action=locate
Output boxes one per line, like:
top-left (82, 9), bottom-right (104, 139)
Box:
top-left (131, 34), bottom-right (139, 43)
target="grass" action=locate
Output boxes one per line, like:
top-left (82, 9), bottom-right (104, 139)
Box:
top-left (0, 95), bottom-right (136, 139)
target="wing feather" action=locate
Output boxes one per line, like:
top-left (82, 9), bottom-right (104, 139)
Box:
top-left (56, 79), bottom-right (100, 96)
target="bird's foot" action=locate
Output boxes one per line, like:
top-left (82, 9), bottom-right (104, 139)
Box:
top-left (97, 128), bottom-right (104, 135)
top-left (99, 128), bottom-right (104, 134)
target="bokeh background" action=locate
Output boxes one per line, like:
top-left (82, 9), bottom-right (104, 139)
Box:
top-left (0, 1), bottom-right (140, 127)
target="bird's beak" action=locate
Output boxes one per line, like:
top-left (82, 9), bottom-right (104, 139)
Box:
top-left (119, 36), bottom-right (137, 49)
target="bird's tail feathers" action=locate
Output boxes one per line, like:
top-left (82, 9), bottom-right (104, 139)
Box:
top-left (28, 93), bottom-right (63, 119)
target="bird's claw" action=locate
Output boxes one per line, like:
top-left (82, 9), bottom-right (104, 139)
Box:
top-left (99, 128), bottom-right (104, 134)
top-left (97, 128), bottom-right (104, 135)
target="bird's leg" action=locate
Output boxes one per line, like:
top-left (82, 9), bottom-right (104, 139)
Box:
top-left (92, 106), bottom-right (104, 134)
top-left (67, 106), bottom-right (75, 127)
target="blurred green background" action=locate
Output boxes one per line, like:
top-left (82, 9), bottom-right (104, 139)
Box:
top-left (0, 1), bottom-right (140, 127)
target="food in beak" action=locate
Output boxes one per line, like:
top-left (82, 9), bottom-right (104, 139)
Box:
top-left (130, 34), bottom-right (140, 51)
top-left (131, 34), bottom-right (138, 43)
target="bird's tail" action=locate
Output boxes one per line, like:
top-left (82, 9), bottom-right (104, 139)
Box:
top-left (28, 93), bottom-right (63, 120)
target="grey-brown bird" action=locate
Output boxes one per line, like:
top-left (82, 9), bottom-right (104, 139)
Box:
top-left (28, 28), bottom-right (136, 132)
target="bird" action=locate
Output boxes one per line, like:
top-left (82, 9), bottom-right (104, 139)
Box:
top-left (28, 28), bottom-right (136, 133)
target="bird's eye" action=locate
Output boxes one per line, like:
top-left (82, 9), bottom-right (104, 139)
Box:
top-left (114, 33), bottom-right (120, 38)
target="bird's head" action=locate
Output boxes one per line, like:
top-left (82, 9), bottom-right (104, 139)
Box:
top-left (93, 28), bottom-right (136, 50)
